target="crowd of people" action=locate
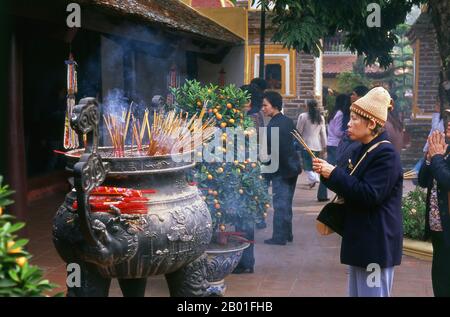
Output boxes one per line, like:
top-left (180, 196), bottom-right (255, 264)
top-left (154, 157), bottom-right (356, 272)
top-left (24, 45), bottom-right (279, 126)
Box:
top-left (232, 78), bottom-right (450, 297)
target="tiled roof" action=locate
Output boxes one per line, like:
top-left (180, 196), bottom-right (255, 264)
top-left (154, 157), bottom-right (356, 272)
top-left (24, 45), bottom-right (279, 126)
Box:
top-left (76, 0), bottom-right (243, 44)
top-left (323, 55), bottom-right (356, 75)
top-left (323, 54), bottom-right (385, 75)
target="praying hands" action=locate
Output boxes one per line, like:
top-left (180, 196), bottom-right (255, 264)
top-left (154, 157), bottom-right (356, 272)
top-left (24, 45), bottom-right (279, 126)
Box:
top-left (427, 129), bottom-right (448, 161)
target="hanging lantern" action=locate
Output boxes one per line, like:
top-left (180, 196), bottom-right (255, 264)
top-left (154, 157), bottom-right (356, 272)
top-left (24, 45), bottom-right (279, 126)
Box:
top-left (63, 53), bottom-right (79, 149)
top-left (166, 63), bottom-right (180, 106)
top-left (218, 67), bottom-right (226, 87)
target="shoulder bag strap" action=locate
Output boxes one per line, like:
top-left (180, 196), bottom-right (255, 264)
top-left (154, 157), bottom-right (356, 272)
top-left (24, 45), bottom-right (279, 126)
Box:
top-left (349, 140), bottom-right (391, 176)
top-left (331, 140), bottom-right (391, 203)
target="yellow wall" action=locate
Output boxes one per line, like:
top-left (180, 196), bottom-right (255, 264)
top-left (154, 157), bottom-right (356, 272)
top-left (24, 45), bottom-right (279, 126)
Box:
top-left (247, 45), bottom-right (296, 96)
top-left (193, 7), bottom-right (248, 83)
top-left (195, 8), bottom-right (247, 40)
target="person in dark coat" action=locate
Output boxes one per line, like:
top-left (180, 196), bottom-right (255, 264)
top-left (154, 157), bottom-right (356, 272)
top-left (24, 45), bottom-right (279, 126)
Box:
top-left (384, 93), bottom-right (404, 153)
top-left (313, 87), bottom-right (403, 297)
top-left (418, 119), bottom-right (450, 297)
top-left (250, 77), bottom-right (268, 92)
top-left (250, 78), bottom-right (269, 229)
top-left (241, 83), bottom-right (265, 130)
top-left (232, 84), bottom-right (265, 274)
top-left (262, 91), bottom-right (301, 245)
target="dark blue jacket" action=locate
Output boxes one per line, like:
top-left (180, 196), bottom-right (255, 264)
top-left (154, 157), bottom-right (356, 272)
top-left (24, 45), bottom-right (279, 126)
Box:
top-left (418, 150), bottom-right (450, 246)
top-left (323, 132), bottom-right (403, 268)
top-left (336, 134), bottom-right (359, 169)
top-left (265, 113), bottom-right (301, 179)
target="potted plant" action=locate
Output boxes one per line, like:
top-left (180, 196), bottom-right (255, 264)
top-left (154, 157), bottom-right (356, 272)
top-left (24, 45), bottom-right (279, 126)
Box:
top-left (0, 176), bottom-right (61, 296)
top-left (401, 186), bottom-right (432, 260)
top-left (171, 80), bottom-right (271, 295)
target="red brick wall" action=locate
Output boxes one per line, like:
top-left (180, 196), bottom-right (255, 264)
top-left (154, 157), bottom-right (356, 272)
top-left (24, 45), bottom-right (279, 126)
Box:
top-left (295, 53), bottom-right (316, 108)
top-left (401, 12), bottom-right (441, 168)
top-left (408, 13), bottom-right (441, 114)
top-left (248, 11), bottom-right (276, 45)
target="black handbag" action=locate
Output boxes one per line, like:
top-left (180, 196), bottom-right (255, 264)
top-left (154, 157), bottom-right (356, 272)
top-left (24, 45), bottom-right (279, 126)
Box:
top-left (316, 140), bottom-right (391, 237)
top-left (316, 197), bottom-right (345, 236)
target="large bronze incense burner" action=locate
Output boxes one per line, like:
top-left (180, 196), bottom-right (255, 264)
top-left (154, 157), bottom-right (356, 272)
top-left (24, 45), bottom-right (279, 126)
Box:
top-left (53, 98), bottom-right (212, 297)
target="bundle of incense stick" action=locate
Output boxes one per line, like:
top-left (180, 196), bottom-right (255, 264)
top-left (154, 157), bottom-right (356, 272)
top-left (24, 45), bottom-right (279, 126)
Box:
top-left (403, 169), bottom-right (417, 179)
top-left (172, 108), bottom-right (216, 153)
top-left (104, 107), bottom-right (215, 157)
top-left (148, 109), bottom-right (216, 156)
top-left (123, 102), bottom-right (133, 143)
top-left (104, 102), bottom-right (147, 157)
top-left (103, 114), bottom-right (126, 157)
top-left (291, 130), bottom-right (316, 159)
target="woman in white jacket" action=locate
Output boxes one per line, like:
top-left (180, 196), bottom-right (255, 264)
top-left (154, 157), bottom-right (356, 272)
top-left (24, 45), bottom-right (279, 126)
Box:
top-left (296, 99), bottom-right (327, 188)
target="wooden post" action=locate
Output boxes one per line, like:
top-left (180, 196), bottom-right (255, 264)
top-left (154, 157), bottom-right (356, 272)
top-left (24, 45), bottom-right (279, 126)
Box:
top-left (0, 3), bottom-right (10, 177)
top-left (123, 48), bottom-right (136, 101)
top-left (218, 67), bottom-right (226, 87)
top-left (258, 4), bottom-right (266, 79)
top-left (6, 30), bottom-right (28, 222)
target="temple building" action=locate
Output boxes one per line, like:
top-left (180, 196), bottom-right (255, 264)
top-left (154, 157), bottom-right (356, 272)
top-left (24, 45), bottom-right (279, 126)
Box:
top-left (2, 0), bottom-right (245, 218)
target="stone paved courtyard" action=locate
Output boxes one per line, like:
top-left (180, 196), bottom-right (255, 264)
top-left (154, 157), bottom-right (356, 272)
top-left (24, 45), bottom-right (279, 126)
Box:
top-left (26, 174), bottom-right (433, 297)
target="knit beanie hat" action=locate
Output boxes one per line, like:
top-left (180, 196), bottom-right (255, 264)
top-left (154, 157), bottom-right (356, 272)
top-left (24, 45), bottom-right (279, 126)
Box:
top-left (350, 87), bottom-right (392, 127)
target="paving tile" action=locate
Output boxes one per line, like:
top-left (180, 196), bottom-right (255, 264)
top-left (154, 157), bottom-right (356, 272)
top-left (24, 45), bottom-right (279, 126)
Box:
top-left (258, 279), bottom-right (297, 293)
top-left (31, 251), bottom-right (66, 270)
top-left (146, 278), bottom-right (170, 297)
top-left (256, 290), bottom-right (291, 297)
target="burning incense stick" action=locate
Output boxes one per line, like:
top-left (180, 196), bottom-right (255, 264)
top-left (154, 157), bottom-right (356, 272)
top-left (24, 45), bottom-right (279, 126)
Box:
top-left (140, 110), bottom-right (149, 142)
top-left (123, 102), bottom-right (133, 143)
top-left (403, 169), bottom-right (417, 179)
top-left (291, 130), bottom-right (316, 159)
top-left (103, 114), bottom-right (126, 157)
top-left (132, 116), bottom-right (142, 152)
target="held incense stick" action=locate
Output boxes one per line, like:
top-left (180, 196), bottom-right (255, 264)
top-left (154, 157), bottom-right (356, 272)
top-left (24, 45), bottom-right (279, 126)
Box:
top-left (291, 130), bottom-right (316, 159)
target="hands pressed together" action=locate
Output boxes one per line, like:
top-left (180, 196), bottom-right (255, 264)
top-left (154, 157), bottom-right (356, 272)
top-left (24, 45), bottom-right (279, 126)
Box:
top-left (427, 130), bottom-right (448, 161)
top-left (312, 158), bottom-right (335, 179)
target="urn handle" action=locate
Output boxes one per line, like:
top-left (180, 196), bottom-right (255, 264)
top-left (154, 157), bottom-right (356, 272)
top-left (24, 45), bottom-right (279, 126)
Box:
top-left (70, 97), bottom-right (110, 246)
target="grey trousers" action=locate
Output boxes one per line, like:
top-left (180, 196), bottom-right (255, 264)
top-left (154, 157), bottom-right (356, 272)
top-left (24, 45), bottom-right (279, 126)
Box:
top-left (348, 265), bottom-right (395, 297)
